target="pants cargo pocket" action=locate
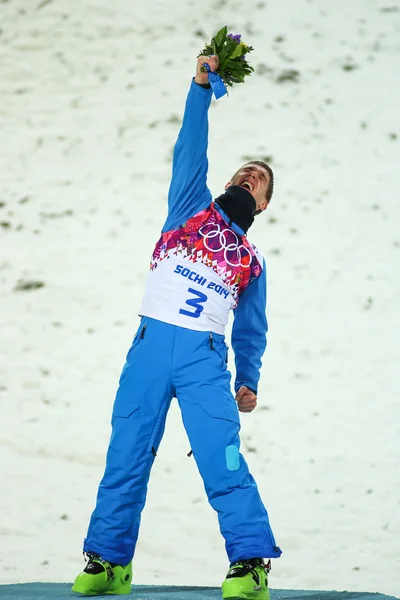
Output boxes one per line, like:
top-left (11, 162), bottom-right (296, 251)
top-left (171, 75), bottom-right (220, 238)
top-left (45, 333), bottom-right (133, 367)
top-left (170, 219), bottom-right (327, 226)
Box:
top-left (201, 396), bottom-right (240, 426)
top-left (112, 399), bottom-right (139, 419)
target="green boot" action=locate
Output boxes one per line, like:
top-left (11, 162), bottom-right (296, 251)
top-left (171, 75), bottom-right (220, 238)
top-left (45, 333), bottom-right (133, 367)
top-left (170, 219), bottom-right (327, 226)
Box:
top-left (222, 558), bottom-right (271, 600)
top-left (72, 552), bottom-right (132, 596)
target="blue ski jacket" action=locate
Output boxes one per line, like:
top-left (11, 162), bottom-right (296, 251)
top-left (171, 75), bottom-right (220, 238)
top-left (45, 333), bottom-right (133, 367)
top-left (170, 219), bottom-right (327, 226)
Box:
top-left (140, 80), bottom-right (268, 394)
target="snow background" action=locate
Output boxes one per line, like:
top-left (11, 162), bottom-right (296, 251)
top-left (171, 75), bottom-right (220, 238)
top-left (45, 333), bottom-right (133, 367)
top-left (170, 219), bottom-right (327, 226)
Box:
top-left (0, 0), bottom-right (399, 595)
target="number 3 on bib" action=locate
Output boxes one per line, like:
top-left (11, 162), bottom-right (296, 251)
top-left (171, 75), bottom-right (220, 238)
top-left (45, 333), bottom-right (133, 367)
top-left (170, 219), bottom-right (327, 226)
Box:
top-left (179, 287), bottom-right (208, 319)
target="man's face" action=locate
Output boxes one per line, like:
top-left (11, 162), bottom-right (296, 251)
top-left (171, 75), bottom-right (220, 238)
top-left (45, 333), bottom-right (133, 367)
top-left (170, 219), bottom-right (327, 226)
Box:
top-left (226, 163), bottom-right (270, 214)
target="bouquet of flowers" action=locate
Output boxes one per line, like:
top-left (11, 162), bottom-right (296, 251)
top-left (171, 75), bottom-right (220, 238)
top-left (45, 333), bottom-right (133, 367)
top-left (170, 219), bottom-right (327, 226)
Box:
top-left (198, 26), bottom-right (254, 97)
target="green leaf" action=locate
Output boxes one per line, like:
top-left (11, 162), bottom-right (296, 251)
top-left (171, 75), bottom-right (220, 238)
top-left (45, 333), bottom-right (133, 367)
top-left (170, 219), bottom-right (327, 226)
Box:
top-left (224, 39), bottom-right (237, 54)
top-left (233, 75), bottom-right (245, 82)
top-left (242, 44), bottom-right (254, 55)
top-left (214, 25), bottom-right (228, 48)
top-left (230, 43), bottom-right (245, 60)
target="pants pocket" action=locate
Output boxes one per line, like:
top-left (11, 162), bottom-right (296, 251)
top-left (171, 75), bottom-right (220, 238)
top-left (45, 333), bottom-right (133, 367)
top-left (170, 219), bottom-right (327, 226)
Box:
top-left (210, 334), bottom-right (229, 370)
top-left (125, 322), bottom-right (147, 362)
top-left (201, 394), bottom-right (239, 426)
top-left (112, 399), bottom-right (139, 419)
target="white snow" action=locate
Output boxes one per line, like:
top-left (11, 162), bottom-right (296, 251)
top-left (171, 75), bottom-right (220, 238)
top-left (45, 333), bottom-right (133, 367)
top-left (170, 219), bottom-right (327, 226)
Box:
top-left (0, 0), bottom-right (399, 595)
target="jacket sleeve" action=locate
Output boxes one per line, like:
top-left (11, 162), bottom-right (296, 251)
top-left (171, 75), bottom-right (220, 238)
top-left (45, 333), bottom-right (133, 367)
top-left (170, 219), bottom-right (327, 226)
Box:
top-left (162, 79), bottom-right (213, 233)
top-left (231, 260), bottom-right (268, 394)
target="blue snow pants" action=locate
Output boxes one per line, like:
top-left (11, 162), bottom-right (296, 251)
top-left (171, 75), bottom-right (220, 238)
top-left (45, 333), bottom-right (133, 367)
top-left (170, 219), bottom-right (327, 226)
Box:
top-left (84, 317), bottom-right (281, 565)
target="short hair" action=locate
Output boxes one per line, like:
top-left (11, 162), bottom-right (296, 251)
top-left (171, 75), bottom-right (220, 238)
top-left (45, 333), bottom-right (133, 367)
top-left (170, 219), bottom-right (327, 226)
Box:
top-left (231, 160), bottom-right (274, 203)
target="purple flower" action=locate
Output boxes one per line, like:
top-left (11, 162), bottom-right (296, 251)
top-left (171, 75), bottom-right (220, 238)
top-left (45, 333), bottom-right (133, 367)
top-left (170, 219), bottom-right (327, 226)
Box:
top-left (228, 32), bottom-right (242, 43)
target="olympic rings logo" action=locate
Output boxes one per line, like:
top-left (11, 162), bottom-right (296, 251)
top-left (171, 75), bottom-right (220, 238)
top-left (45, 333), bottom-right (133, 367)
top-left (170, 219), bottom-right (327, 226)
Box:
top-left (199, 223), bottom-right (252, 268)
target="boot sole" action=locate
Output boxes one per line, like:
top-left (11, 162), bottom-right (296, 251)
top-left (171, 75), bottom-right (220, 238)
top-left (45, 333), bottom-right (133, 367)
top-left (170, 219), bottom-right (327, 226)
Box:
top-left (72, 581), bottom-right (131, 595)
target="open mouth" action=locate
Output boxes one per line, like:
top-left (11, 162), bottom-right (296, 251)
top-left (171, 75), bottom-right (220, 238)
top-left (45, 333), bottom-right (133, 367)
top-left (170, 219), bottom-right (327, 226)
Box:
top-left (241, 180), bottom-right (254, 192)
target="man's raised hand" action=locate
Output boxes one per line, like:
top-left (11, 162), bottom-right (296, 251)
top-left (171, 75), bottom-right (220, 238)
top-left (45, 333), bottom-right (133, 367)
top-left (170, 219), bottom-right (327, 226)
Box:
top-left (235, 386), bottom-right (258, 413)
top-left (195, 55), bottom-right (220, 85)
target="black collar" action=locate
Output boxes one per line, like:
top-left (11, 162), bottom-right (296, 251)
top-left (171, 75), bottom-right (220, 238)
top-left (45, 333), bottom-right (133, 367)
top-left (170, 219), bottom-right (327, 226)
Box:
top-left (214, 186), bottom-right (256, 234)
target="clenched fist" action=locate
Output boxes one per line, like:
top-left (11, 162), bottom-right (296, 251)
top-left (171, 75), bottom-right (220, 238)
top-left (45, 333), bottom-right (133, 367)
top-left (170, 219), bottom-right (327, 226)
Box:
top-left (195, 54), bottom-right (220, 85)
top-left (235, 386), bottom-right (257, 413)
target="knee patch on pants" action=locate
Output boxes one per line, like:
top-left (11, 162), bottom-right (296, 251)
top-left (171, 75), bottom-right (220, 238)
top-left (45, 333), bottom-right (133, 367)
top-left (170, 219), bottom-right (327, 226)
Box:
top-left (225, 445), bottom-right (240, 471)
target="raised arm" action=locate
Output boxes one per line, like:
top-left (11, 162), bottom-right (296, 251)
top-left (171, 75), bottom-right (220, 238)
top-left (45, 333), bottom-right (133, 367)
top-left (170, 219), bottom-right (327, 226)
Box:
top-left (162, 55), bottom-right (219, 233)
top-left (231, 263), bottom-right (268, 410)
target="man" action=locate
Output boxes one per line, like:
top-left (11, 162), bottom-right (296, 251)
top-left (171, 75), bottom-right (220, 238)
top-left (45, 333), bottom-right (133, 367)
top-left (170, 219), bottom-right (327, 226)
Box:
top-left (72, 54), bottom-right (281, 599)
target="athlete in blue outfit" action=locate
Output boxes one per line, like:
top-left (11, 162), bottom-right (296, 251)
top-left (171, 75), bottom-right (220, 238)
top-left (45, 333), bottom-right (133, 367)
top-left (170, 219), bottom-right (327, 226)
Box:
top-left (72, 54), bottom-right (281, 599)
